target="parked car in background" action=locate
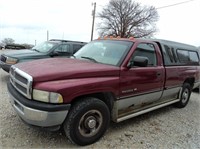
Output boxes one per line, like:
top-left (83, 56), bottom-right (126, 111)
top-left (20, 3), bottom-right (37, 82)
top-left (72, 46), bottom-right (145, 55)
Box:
top-left (4, 44), bottom-right (26, 50)
top-left (0, 39), bottom-right (87, 72)
top-left (0, 45), bottom-right (4, 50)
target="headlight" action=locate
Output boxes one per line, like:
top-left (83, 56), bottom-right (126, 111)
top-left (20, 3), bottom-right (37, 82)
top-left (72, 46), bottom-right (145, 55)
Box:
top-left (33, 89), bottom-right (63, 103)
top-left (6, 57), bottom-right (18, 64)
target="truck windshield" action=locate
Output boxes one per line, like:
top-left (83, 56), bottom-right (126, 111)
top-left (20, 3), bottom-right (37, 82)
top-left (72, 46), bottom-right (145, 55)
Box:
top-left (74, 40), bottom-right (133, 66)
top-left (31, 41), bottom-right (56, 53)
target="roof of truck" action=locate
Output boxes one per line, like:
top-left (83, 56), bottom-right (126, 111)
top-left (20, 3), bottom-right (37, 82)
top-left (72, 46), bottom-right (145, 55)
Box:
top-left (95, 37), bottom-right (198, 52)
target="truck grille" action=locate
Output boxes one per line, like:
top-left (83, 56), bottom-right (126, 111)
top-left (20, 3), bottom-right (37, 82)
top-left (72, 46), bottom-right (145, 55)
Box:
top-left (10, 66), bottom-right (33, 99)
top-left (0, 55), bottom-right (7, 62)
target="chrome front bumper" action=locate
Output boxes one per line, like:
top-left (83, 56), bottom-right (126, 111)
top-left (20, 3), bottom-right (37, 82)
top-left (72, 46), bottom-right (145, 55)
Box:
top-left (8, 83), bottom-right (70, 127)
top-left (8, 89), bottom-right (69, 127)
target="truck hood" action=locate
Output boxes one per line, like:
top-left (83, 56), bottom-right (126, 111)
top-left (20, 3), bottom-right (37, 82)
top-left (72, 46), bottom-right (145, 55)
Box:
top-left (15, 58), bottom-right (120, 82)
top-left (2, 49), bottom-right (47, 59)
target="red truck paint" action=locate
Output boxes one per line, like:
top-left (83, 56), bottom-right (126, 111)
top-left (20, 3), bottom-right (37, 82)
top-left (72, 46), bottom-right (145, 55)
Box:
top-left (8, 38), bottom-right (200, 146)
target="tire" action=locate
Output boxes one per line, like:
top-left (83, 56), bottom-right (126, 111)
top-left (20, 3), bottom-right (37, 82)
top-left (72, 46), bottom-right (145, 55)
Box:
top-left (63, 97), bottom-right (110, 146)
top-left (175, 83), bottom-right (192, 108)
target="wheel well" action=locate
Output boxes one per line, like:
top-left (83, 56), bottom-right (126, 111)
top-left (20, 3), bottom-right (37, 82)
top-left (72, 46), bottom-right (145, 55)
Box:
top-left (71, 92), bottom-right (116, 112)
top-left (184, 78), bottom-right (194, 88)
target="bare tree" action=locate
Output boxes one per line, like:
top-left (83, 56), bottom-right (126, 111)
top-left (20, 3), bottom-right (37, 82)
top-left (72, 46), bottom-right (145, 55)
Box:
top-left (1, 38), bottom-right (15, 45)
top-left (97, 0), bottom-right (159, 38)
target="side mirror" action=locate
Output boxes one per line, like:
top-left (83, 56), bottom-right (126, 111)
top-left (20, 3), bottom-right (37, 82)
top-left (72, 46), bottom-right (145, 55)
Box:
top-left (49, 51), bottom-right (59, 57)
top-left (128, 56), bottom-right (149, 68)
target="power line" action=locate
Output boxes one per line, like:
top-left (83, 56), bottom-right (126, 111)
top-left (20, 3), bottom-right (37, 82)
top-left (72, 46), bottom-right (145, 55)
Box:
top-left (156, 0), bottom-right (197, 9)
top-left (96, 0), bottom-right (198, 10)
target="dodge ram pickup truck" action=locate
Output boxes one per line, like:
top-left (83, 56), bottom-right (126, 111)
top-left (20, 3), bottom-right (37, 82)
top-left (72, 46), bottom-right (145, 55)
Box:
top-left (7, 37), bottom-right (200, 146)
top-left (0, 39), bottom-right (86, 72)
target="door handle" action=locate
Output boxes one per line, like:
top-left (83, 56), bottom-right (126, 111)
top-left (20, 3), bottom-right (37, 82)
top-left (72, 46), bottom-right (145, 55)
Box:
top-left (157, 72), bottom-right (161, 76)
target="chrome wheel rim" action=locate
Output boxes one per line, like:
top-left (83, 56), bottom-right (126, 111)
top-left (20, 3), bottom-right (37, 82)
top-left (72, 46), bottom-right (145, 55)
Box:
top-left (78, 110), bottom-right (103, 137)
top-left (182, 88), bottom-right (189, 103)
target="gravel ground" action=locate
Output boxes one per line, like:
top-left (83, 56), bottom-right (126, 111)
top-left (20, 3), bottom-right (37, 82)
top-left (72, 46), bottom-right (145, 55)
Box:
top-left (0, 58), bottom-right (200, 148)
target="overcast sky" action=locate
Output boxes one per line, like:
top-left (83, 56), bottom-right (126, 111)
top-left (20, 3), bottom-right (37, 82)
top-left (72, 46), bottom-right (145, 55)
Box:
top-left (0, 0), bottom-right (199, 46)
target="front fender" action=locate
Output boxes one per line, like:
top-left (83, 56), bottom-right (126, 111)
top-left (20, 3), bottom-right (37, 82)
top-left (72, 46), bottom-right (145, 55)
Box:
top-left (33, 77), bottom-right (119, 103)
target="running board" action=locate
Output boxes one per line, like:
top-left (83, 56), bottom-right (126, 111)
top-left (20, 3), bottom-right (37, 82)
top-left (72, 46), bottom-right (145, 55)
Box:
top-left (116, 99), bottom-right (180, 122)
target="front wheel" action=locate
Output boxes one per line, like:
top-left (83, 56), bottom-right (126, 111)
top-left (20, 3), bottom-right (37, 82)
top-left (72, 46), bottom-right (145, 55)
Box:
top-left (175, 83), bottom-right (192, 108)
top-left (63, 97), bottom-right (110, 146)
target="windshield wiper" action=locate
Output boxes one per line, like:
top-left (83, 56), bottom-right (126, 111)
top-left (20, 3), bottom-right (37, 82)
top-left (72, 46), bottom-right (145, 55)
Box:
top-left (81, 56), bottom-right (98, 63)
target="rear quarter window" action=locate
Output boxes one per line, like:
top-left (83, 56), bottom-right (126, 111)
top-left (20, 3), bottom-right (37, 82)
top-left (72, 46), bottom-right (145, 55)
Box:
top-left (189, 51), bottom-right (199, 62)
top-left (177, 49), bottom-right (199, 65)
top-left (162, 45), bottom-right (178, 65)
top-left (177, 49), bottom-right (189, 62)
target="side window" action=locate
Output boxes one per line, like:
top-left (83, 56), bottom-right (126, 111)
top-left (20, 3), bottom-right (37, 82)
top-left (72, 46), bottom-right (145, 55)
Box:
top-left (177, 49), bottom-right (199, 65)
top-left (171, 48), bottom-right (178, 62)
top-left (164, 45), bottom-right (174, 63)
top-left (54, 44), bottom-right (70, 53)
top-left (189, 51), bottom-right (199, 62)
top-left (73, 44), bottom-right (83, 54)
top-left (177, 49), bottom-right (189, 63)
top-left (62, 44), bottom-right (70, 52)
top-left (131, 43), bottom-right (157, 67)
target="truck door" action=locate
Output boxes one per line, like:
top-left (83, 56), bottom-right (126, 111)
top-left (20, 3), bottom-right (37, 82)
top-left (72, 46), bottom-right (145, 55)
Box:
top-left (119, 42), bottom-right (165, 108)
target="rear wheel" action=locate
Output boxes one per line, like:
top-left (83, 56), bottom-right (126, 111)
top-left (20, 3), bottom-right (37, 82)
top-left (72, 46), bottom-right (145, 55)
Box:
top-left (175, 83), bottom-right (192, 108)
top-left (63, 97), bottom-right (110, 146)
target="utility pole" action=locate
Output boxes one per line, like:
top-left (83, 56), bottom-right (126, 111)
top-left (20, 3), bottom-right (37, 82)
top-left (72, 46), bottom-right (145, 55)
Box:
top-left (91, 2), bottom-right (96, 41)
top-left (47, 30), bottom-right (49, 41)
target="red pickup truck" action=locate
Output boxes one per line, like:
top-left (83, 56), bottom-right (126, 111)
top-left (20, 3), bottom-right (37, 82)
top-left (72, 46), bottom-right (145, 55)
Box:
top-left (7, 38), bottom-right (200, 145)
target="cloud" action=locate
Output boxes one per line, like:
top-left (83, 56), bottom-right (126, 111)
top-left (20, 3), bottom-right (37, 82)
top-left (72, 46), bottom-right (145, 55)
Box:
top-left (0, 0), bottom-right (199, 46)
top-left (0, 23), bottom-right (45, 30)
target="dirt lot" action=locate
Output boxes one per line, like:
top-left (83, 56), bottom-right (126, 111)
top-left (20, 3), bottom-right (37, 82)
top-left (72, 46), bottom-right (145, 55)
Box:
top-left (0, 67), bottom-right (200, 148)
